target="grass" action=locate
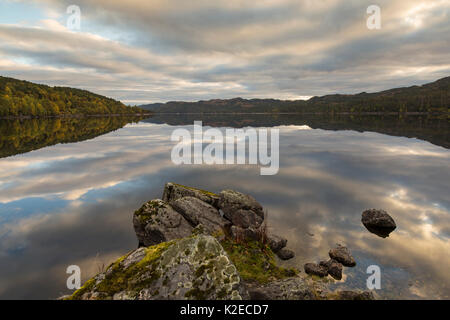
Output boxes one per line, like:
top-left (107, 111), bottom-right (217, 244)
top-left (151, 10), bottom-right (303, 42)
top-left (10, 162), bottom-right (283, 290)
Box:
top-left (220, 238), bottom-right (297, 284)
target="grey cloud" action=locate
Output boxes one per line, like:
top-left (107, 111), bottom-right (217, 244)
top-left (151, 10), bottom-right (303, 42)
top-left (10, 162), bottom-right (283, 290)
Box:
top-left (1, 0), bottom-right (449, 102)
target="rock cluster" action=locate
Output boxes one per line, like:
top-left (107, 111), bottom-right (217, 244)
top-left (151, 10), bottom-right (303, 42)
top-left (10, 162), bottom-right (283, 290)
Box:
top-left (134, 183), bottom-right (294, 261)
top-left (304, 245), bottom-right (356, 280)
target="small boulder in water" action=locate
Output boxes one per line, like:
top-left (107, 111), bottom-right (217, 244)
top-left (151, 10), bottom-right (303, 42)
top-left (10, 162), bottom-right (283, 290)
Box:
top-left (362, 209), bottom-right (396, 238)
top-left (276, 248), bottom-right (295, 260)
top-left (329, 245), bottom-right (356, 267)
top-left (304, 263), bottom-right (328, 277)
top-left (320, 259), bottom-right (343, 280)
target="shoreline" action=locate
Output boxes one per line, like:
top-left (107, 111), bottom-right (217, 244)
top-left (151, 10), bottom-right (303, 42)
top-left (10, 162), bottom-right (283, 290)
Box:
top-left (145, 111), bottom-right (447, 116)
top-left (1, 112), bottom-right (448, 120)
top-left (0, 113), bottom-right (153, 120)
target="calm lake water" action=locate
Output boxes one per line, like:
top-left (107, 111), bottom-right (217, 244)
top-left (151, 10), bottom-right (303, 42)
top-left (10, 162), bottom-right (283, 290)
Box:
top-left (0, 115), bottom-right (449, 299)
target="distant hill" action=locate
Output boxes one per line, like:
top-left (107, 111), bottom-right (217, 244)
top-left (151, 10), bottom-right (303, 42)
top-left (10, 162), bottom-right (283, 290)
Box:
top-left (0, 76), bottom-right (145, 117)
top-left (140, 77), bottom-right (450, 114)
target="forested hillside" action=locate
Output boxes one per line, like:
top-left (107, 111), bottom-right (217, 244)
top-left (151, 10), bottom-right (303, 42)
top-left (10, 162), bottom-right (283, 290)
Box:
top-left (141, 77), bottom-right (450, 114)
top-left (0, 76), bottom-right (144, 117)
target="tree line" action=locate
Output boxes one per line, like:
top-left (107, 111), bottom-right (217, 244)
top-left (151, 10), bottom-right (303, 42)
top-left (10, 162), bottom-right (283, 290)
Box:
top-left (0, 76), bottom-right (144, 117)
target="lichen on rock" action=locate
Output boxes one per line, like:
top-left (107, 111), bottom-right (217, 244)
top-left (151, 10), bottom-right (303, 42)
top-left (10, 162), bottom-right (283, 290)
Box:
top-left (68, 235), bottom-right (248, 300)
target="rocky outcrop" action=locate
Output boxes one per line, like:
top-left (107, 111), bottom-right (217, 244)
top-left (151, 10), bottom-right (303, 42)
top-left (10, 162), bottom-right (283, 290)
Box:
top-left (134, 184), bottom-right (292, 255)
top-left (68, 183), bottom-right (375, 301)
top-left (69, 235), bottom-right (249, 300)
top-left (362, 209), bottom-right (397, 238)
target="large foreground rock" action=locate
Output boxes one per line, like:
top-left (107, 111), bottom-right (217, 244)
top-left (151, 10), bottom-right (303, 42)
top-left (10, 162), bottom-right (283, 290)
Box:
top-left (362, 209), bottom-right (397, 238)
top-left (68, 235), bottom-right (249, 300)
top-left (133, 199), bottom-right (193, 247)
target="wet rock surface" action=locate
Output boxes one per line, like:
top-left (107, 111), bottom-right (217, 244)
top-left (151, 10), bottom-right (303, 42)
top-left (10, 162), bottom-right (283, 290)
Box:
top-left (329, 245), bottom-right (356, 267)
top-left (267, 234), bottom-right (287, 253)
top-left (320, 259), bottom-right (343, 280)
top-left (276, 248), bottom-right (295, 261)
top-left (362, 209), bottom-right (397, 238)
top-left (304, 263), bottom-right (328, 277)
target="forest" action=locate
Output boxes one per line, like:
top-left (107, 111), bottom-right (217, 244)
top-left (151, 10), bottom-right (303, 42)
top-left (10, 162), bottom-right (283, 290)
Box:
top-left (0, 76), bottom-right (144, 117)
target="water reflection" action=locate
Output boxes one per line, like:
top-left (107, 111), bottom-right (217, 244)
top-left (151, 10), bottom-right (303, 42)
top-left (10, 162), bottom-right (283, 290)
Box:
top-left (0, 116), bottom-right (144, 159)
top-left (0, 117), bottom-right (449, 299)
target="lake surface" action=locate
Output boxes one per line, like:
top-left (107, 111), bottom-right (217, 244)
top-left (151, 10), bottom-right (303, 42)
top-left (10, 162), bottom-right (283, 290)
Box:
top-left (0, 115), bottom-right (449, 299)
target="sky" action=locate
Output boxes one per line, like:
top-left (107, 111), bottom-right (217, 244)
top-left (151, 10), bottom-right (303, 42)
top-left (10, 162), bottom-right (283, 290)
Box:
top-left (0, 0), bottom-right (449, 105)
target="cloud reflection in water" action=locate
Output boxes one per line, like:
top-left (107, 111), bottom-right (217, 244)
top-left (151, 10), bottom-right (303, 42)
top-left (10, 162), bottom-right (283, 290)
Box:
top-left (0, 121), bottom-right (448, 299)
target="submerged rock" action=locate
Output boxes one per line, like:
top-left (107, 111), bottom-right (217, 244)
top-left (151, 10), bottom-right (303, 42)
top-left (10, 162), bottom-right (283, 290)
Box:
top-left (133, 199), bottom-right (193, 247)
top-left (329, 245), bottom-right (356, 267)
top-left (362, 209), bottom-right (397, 238)
top-left (304, 263), bottom-right (328, 277)
top-left (68, 235), bottom-right (249, 300)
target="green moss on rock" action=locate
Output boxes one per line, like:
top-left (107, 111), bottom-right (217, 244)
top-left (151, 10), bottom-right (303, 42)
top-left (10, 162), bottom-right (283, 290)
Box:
top-left (134, 200), bottom-right (166, 224)
top-left (172, 183), bottom-right (218, 197)
top-left (67, 235), bottom-right (247, 300)
top-left (220, 239), bottom-right (298, 284)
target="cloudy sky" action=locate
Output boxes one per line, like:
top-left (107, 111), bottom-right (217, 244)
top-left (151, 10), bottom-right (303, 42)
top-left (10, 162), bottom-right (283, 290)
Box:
top-left (0, 0), bottom-right (449, 104)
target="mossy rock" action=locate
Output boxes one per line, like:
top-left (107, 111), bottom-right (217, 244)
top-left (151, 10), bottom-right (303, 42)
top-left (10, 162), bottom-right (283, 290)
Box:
top-left (67, 235), bottom-right (248, 300)
top-left (162, 182), bottom-right (220, 207)
top-left (220, 239), bottom-right (298, 284)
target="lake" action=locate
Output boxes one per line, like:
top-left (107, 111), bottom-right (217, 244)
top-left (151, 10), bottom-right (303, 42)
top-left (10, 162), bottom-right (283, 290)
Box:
top-left (0, 115), bottom-right (449, 299)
